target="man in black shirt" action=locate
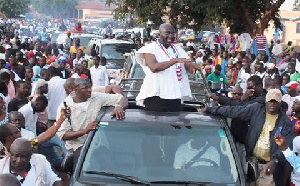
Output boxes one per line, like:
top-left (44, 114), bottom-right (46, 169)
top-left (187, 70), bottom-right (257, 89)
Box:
top-left (8, 80), bottom-right (29, 112)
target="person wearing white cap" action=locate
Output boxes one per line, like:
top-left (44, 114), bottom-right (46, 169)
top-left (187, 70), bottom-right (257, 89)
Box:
top-left (202, 89), bottom-right (294, 185)
top-left (265, 63), bottom-right (276, 79)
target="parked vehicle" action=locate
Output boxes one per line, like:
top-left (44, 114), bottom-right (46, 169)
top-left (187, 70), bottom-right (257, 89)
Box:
top-left (86, 39), bottom-right (138, 83)
top-left (201, 31), bottom-right (217, 43)
top-left (51, 33), bottom-right (102, 48)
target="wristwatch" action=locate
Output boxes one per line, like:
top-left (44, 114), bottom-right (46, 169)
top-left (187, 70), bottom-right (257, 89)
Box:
top-left (31, 138), bottom-right (39, 147)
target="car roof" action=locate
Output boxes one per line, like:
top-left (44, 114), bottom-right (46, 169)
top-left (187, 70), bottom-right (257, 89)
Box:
top-left (96, 39), bottom-right (135, 44)
top-left (100, 108), bottom-right (223, 127)
top-left (73, 34), bottom-right (102, 38)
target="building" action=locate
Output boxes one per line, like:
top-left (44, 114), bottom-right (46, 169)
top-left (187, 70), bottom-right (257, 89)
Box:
top-left (264, 1), bottom-right (300, 45)
top-left (75, 1), bottom-right (116, 21)
top-left (264, 11), bottom-right (300, 46)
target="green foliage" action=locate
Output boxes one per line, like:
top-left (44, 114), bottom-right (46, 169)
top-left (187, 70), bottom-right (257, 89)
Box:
top-left (107, 0), bottom-right (286, 35)
top-left (0, 0), bottom-right (30, 18)
top-left (31, 0), bottom-right (78, 18)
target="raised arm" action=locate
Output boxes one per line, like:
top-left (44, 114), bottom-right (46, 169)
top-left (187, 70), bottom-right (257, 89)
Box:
top-left (204, 102), bottom-right (257, 121)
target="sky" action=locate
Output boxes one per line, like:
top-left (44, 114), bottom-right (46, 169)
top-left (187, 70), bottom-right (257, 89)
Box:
top-left (280, 0), bottom-right (295, 11)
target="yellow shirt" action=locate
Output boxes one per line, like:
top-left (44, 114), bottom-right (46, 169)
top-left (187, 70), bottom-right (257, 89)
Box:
top-left (253, 112), bottom-right (279, 161)
top-left (70, 46), bottom-right (85, 54)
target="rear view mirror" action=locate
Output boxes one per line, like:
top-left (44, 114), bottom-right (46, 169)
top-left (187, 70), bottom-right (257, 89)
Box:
top-left (247, 157), bottom-right (259, 182)
top-left (61, 151), bottom-right (74, 175)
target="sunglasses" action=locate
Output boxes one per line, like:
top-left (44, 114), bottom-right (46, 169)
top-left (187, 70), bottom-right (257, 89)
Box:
top-left (232, 92), bottom-right (243, 95)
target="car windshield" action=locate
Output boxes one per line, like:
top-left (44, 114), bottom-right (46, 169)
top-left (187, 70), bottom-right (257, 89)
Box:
top-left (101, 44), bottom-right (137, 60)
top-left (202, 32), bottom-right (212, 37)
top-left (81, 122), bottom-right (239, 184)
top-left (74, 37), bottom-right (99, 48)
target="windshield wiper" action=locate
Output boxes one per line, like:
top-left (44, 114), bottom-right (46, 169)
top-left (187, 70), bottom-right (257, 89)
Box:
top-left (150, 180), bottom-right (211, 185)
top-left (84, 171), bottom-right (150, 185)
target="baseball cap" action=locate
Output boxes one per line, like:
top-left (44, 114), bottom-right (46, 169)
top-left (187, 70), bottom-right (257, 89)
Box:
top-left (66, 30), bottom-right (71, 34)
top-left (266, 89), bottom-right (282, 102)
top-left (286, 81), bottom-right (299, 89)
top-left (35, 79), bottom-right (47, 89)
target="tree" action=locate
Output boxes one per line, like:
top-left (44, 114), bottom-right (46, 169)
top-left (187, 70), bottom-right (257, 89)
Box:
top-left (107, 0), bottom-right (288, 36)
top-left (0, 0), bottom-right (30, 18)
top-left (30, 0), bottom-right (78, 18)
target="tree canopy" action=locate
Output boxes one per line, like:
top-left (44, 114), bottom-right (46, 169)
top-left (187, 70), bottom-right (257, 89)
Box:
top-left (0, 0), bottom-right (30, 18)
top-left (107, 0), bottom-right (287, 36)
top-left (30, 0), bottom-right (77, 18)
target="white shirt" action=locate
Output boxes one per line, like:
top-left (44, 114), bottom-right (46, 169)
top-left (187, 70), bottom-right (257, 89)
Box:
top-left (71, 73), bottom-right (80, 78)
top-left (272, 43), bottom-right (283, 56)
top-left (21, 128), bottom-right (36, 140)
top-left (61, 70), bottom-right (66, 79)
top-left (239, 70), bottom-right (252, 93)
top-left (1, 154), bottom-right (60, 186)
top-left (56, 93), bottom-right (123, 150)
top-left (90, 65), bottom-right (109, 87)
top-left (239, 33), bottom-right (251, 51)
top-left (296, 59), bottom-right (300, 74)
top-left (173, 139), bottom-right (220, 169)
top-left (19, 103), bottom-right (38, 136)
top-left (47, 76), bottom-right (66, 120)
top-left (135, 42), bottom-right (192, 107)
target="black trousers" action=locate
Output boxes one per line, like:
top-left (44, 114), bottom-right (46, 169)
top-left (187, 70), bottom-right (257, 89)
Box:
top-left (144, 96), bottom-right (181, 112)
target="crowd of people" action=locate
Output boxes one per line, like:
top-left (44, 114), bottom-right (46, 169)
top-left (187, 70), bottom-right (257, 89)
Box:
top-left (0, 19), bottom-right (129, 186)
top-left (0, 17), bottom-right (299, 185)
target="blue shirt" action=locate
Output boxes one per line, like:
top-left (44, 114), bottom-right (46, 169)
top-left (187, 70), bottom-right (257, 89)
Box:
top-left (40, 31), bottom-right (47, 41)
top-left (283, 148), bottom-right (300, 173)
top-left (221, 59), bottom-right (228, 75)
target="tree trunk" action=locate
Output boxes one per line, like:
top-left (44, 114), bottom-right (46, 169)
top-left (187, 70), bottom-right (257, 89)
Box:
top-left (241, 0), bottom-right (285, 36)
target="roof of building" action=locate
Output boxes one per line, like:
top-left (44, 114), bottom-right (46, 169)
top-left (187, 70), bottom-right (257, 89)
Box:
top-left (75, 1), bottom-right (116, 11)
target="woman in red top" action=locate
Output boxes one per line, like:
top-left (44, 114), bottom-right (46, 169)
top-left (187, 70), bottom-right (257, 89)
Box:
top-left (231, 61), bottom-right (242, 86)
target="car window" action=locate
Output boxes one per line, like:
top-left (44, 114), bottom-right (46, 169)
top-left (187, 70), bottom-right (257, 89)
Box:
top-left (101, 44), bottom-right (137, 60)
top-left (81, 123), bottom-right (239, 184)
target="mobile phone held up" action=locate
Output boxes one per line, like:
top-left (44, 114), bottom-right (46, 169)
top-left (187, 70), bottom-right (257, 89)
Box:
top-left (275, 126), bottom-right (283, 138)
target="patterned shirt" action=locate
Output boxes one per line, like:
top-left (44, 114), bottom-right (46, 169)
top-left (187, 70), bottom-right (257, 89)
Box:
top-left (253, 112), bottom-right (279, 161)
top-left (56, 93), bottom-right (123, 151)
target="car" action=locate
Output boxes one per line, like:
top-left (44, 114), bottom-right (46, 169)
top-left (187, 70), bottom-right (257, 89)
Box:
top-left (62, 54), bottom-right (259, 186)
top-left (51, 33), bottom-right (102, 48)
top-left (86, 39), bottom-right (138, 83)
top-left (65, 104), bottom-right (254, 185)
top-left (194, 31), bottom-right (208, 42)
top-left (201, 31), bottom-right (217, 43)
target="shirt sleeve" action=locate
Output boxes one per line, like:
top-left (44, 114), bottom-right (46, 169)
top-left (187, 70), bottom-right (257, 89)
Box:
top-left (96, 93), bottom-right (123, 107)
top-left (56, 102), bottom-right (71, 140)
top-left (282, 148), bottom-right (300, 173)
top-left (206, 74), bottom-right (212, 82)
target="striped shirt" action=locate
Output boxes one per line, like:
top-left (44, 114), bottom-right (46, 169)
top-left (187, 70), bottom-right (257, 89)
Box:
top-left (255, 34), bottom-right (267, 52)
